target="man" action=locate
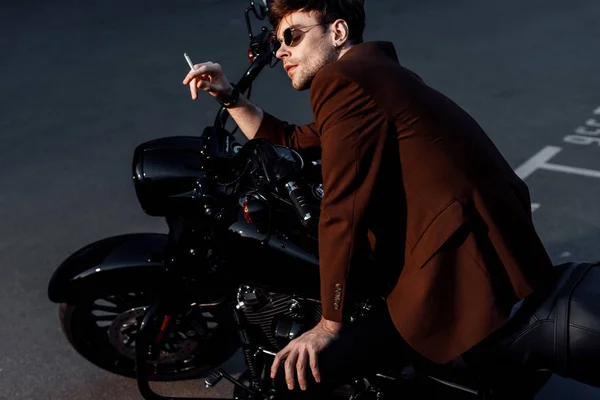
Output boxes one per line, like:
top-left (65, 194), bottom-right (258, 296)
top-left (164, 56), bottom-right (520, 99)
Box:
top-left (182, 0), bottom-right (555, 397)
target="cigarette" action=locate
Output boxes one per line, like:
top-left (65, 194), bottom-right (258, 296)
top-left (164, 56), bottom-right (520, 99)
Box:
top-left (184, 52), bottom-right (196, 70)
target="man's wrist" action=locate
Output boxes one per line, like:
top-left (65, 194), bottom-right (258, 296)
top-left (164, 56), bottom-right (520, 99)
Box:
top-left (216, 84), bottom-right (240, 108)
top-left (319, 317), bottom-right (343, 334)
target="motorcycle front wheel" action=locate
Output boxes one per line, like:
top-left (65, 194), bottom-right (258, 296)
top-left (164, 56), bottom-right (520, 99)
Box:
top-left (58, 290), bottom-right (240, 381)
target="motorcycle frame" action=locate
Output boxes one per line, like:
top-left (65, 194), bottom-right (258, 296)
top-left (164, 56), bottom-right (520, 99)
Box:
top-left (132, 9), bottom-right (281, 400)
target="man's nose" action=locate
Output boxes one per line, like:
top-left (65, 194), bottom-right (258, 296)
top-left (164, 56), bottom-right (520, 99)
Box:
top-left (276, 43), bottom-right (289, 60)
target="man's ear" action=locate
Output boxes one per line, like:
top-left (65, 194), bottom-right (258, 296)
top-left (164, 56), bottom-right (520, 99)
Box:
top-left (330, 19), bottom-right (350, 47)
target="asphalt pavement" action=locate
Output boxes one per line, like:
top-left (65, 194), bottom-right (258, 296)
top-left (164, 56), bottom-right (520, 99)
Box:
top-left (1, 0), bottom-right (600, 399)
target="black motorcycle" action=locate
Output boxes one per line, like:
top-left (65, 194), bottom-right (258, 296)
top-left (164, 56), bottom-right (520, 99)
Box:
top-left (48, 1), bottom-right (600, 399)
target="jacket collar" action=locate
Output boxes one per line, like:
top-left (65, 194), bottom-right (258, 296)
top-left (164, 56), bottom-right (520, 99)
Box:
top-left (339, 41), bottom-right (399, 63)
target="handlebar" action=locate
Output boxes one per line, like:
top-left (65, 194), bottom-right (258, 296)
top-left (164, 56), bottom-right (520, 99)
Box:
top-left (283, 181), bottom-right (316, 227)
top-left (270, 155), bottom-right (316, 228)
top-left (214, 28), bottom-right (277, 130)
top-left (234, 140), bottom-right (317, 229)
top-left (206, 13), bottom-right (316, 229)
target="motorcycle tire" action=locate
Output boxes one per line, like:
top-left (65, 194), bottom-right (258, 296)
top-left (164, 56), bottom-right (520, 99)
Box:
top-left (58, 290), bottom-right (240, 381)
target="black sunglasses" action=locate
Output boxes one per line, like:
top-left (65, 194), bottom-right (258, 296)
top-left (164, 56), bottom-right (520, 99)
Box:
top-left (278, 23), bottom-right (325, 47)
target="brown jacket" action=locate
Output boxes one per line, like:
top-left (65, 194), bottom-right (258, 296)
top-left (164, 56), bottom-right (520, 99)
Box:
top-left (254, 41), bottom-right (555, 364)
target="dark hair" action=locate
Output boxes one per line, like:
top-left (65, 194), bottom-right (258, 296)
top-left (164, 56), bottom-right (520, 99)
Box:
top-left (268, 0), bottom-right (366, 44)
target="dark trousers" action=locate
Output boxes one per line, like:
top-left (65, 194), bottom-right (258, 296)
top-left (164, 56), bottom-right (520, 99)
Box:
top-left (271, 306), bottom-right (552, 400)
top-left (272, 304), bottom-right (414, 399)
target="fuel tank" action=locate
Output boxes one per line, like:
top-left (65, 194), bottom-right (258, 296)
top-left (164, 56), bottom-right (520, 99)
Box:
top-left (221, 202), bottom-right (379, 302)
top-left (223, 205), bottom-right (322, 300)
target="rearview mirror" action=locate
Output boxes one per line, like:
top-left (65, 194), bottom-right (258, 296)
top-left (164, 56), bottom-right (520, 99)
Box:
top-left (250, 0), bottom-right (268, 20)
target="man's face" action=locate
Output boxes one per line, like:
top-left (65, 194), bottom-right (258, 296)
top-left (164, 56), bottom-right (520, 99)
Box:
top-left (275, 11), bottom-right (338, 90)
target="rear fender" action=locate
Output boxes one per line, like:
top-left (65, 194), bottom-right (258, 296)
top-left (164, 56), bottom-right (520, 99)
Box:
top-left (48, 233), bottom-right (169, 303)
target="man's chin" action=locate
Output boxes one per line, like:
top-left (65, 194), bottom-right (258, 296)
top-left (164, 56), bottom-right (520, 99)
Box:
top-left (292, 83), bottom-right (310, 91)
top-left (291, 76), bottom-right (313, 91)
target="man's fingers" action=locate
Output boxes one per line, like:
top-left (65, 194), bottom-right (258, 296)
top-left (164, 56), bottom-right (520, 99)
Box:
top-left (308, 347), bottom-right (321, 383)
top-left (270, 346), bottom-right (290, 379)
top-left (188, 78), bottom-right (198, 100)
top-left (284, 349), bottom-right (299, 390)
top-left (196, 79), bottom-right (217, 92)
top-left (182, 62), bottom-right (220, 85)
top-left (182, 64), bottom-right (205, 84)
top-left (296, 348), bottom-right (308, 390)
top-left (193, 62), bottom-right (221, 76)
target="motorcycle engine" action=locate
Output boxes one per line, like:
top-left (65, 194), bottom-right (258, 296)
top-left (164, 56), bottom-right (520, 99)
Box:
top-left (236, 285), bottom-right (322, 351)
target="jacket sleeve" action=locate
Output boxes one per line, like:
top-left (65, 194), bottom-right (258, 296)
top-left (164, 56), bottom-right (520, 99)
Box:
top-left (310, 67), bottom-right (392, 322)
top-left (253, 111), bottom-right (321, 150)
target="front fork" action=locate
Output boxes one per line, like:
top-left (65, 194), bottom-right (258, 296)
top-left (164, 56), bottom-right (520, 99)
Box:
top-left (135, 217), bottom-right (275, 400)
top-left (135, 297), bottom-right (267, 400)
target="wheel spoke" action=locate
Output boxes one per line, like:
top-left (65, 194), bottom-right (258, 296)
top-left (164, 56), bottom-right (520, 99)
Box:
top-left (109, 294), bottom-right (143, 310)
top-left (94, 296), bottom-right (139, 312)
top-left (93, 314), bottom-right (116, 322)
top-left (91, 304), bottom-right (122, 313)
top-left (64, 296), bottom-right (238, 379)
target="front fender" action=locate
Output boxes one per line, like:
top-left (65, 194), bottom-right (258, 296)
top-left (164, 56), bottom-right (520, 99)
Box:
top-left (48, 233), bottom-right (169, 303)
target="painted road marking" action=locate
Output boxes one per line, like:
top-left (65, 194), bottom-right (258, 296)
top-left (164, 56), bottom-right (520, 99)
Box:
top-left (564, 135), bottom-right (600, 146)
top-left (584, 119), bottom-right (600, 128)
top-left (575, 125), bottom-right (600, 135)
top-left (515, 146), bottom-right (600, 180)
top-left (538, 161), bottom-right (600, 178)
top-left (564, 106), bottom-right (600, 146)
top-left (515, 146), bottom-right (562, 180)
top-left (524, 105), bottom-right (600, 213)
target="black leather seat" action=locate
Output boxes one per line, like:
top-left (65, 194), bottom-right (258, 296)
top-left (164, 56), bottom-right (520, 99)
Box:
top-left (458, 261), bottom-right (600, 392)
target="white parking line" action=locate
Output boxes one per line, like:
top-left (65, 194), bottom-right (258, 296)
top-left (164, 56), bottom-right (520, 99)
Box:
top-left (515, 146), bottom-right (600, 180)
top-left (515, 146), bottom-right (562, 180)
top-left (521, 106), bottom-right (600, 214)
top-left (540, 162), bottom-right (600, 179)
